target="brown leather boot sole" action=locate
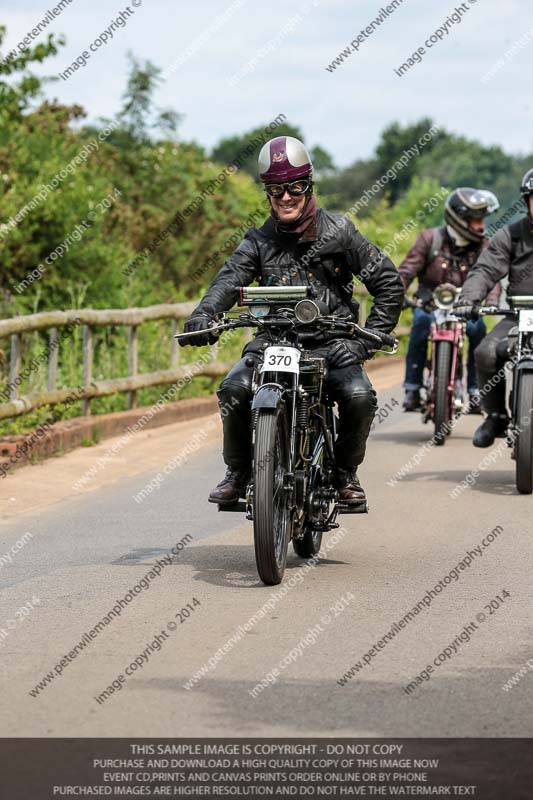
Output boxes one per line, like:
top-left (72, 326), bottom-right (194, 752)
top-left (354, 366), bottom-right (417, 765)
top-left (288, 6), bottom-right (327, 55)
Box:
top-left (338, 487), bottom-right (367, 505)
top-left (208, 474), bottom-right (249, 506)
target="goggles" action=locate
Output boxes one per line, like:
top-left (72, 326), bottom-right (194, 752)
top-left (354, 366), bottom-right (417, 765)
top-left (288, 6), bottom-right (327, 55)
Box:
top-left (264, 179), bottom-right (311, 199)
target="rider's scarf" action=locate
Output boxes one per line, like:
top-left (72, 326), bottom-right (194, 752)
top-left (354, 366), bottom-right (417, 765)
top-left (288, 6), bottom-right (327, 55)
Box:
top-left (271, 194), bottom-right (317, 239)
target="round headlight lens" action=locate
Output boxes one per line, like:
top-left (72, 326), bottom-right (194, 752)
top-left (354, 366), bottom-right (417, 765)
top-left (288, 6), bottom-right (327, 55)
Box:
top-left (434, 285), bottom-right (458, 310)
top-left (294, 299), bottom-right (319, 324)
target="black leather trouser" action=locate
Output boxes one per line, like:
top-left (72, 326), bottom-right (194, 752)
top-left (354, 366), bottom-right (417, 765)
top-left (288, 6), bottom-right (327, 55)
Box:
top-left (474, 318), bottom-right (515, 415)
top-left (217, 353), bottom-right (377, 472)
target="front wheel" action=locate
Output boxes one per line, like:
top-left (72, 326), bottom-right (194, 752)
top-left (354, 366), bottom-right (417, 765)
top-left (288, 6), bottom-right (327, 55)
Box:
top-left (433, 341), bottom-right (453, 445)
top-left (515, 371), bottom-right (533, 494)
top-left (253, 406), bottom-right (292, 585)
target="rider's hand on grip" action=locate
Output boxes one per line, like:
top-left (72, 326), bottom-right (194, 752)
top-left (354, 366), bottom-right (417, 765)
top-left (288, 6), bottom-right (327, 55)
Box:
top-left (453, 299), bottom-right (478, 320)
top-left (327, 339), bottom-right (370, 370)
top-left (377, 331), bottom-right (397, 348)
top-left (180, 311), bottom-right (215, 347)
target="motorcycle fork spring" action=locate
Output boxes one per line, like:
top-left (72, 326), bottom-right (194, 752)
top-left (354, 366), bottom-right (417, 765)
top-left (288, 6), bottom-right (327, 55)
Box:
top-left (296, 394), bottom-right (309, 428)
top-left (297, 395), bottom-right (311, 460)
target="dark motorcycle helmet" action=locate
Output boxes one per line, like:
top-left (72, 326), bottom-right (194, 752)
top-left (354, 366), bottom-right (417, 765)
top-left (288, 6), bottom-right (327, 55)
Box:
top-left (520, 168), bottom-right (533, 207)
top-left (444, 187), bottom-right (499, 244)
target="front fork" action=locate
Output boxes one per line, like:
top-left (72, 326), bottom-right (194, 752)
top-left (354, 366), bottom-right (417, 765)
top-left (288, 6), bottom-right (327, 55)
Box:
top-left (246, 372), bottom-right (299, 522)
top-left (425, 323), bottom-right (464, 421)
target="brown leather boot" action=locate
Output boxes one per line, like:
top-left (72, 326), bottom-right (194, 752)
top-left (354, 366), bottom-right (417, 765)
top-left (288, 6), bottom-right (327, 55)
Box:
top-left (208, 468), bottom-right (250, 506)
top-left (335, 468), bottom-right (366, 505)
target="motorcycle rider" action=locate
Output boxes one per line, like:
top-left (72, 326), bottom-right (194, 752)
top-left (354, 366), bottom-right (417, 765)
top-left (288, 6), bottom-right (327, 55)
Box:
top-left (399, 188), bottom-right (500, 412)
top-left (180, 136), bottom-right (403, 506)
top-left (455, 169), bottom-right (533, 447)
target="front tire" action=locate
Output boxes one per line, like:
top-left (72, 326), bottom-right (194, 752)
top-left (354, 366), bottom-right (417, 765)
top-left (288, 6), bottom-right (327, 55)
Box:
top-left (515, 371), bottom-right (533, 494)
top-left (253, 406), bottom-right (292, 585)
top-left (433, 341), bottom-right (453, 446)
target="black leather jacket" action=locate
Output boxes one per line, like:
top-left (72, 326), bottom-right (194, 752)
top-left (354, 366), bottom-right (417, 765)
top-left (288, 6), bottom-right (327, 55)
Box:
top-left (461, 216), bottom-right (533, 303)
top-left (194, 208), bottom-right (403, 339)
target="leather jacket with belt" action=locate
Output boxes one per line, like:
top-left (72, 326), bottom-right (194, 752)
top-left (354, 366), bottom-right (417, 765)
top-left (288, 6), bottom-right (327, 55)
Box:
top-left (194, 208), bottom-right (404, 341)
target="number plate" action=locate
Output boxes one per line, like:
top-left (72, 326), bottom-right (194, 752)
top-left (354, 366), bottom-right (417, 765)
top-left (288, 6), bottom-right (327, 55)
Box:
top-left (519, 310), bottom-right (533, 332)
top-left (261, 346), bottom-right (301, 374)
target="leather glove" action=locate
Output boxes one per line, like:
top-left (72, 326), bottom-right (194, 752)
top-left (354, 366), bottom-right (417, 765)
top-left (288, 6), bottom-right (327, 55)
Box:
top-left (180, 311), bottom-right (216, 347)
top-left (453, 299), bottom-right (478, 320)
top-left (327, 339), bottom-right (371, 370)
top-left (416, 286), bottom-right (435, 313)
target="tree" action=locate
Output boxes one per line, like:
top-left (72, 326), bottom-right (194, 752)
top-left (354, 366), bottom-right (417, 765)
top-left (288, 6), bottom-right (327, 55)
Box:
top-left (117, 53), bottom-right (183, 144)
top-left (0, 24), bottom-right (65, 128)
top-left (374, 118), bottom-right (447, 201)
top-left (319, 158), bottom-right (382, 212)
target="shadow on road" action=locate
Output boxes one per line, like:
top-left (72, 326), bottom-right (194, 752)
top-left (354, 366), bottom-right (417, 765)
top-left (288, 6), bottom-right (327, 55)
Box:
top-left (181, 544), bottom-right (348, 590)
top-left (138, 661), bottom-right (533, 742)
top-left (112, 542), bottom-right (349, 589)
top-left (393, 469), bottom-right (520, 497)
top-left (371, 427), bottom-right (473, 446)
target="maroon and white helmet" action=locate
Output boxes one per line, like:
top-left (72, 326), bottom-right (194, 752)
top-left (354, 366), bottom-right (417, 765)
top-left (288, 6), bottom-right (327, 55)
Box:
top-left (258, 136), bottom-right (313, 183)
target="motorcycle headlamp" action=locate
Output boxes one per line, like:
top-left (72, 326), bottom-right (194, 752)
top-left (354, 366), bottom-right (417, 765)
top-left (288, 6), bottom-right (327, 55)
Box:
top-left (434, 284), bottom-right (459, 310)
top-left (294, 299), bottom-right (320, 324)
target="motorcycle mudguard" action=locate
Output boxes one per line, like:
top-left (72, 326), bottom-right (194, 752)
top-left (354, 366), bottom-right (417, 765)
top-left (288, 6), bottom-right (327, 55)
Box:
top-left (431, 329), bottom-right (457, 343)
top-left (515, 359), bottom-right (533, 373)
top-left (511, 361), bottom-right (533, 420)
top-left (252, 384), bottom-right (284, 411)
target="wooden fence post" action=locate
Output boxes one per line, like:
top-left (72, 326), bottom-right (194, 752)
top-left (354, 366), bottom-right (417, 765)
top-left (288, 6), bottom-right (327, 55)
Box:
top-left (128, 325), bottom-right (138, 409)
top-left (47, 327), bottom-right (58, 391)
top-left (170, 319), bottom-right (180, 369)
top-left (209, 340), bottom-right (219, 391)
top-left (9, 334), bottom-right (21, 402)
top-left (82, 325), bottom-right (93, 416)
top-left (358, 293), bottom-right (367, 327)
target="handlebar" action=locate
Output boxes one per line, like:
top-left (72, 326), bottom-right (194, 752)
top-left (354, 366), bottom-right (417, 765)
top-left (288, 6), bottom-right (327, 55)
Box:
top-left (403, 296), bottom-right (435, 313)
top-left (479, 306), bottom-right (516, 317)
top-left (174, 314), bottom-right (398, 352)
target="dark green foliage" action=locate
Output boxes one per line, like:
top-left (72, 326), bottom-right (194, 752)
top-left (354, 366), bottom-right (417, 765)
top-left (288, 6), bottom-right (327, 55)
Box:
top-left (321, 117), bottom-right (533, 216)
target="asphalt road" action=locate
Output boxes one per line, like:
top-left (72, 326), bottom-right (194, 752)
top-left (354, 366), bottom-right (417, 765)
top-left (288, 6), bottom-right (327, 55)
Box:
top-left (1, 379), bottom-right (532, 738)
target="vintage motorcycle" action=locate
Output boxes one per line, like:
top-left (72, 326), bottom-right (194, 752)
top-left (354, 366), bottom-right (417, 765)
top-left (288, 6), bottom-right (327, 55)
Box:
top-left (177, 286), bottom-right (398, 585)
top-left (479, 296), bottom-right (533, 494)
top-left (405, 284), bottom-right (466, 445)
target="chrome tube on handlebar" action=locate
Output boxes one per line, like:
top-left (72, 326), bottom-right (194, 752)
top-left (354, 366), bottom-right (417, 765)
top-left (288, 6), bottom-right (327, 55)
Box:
top-left (352, 323), bottom-right (383, 343)
top-left (479, 306), bottom-right (516, 317)
top-left (173, 324), bottom-right (226, 340)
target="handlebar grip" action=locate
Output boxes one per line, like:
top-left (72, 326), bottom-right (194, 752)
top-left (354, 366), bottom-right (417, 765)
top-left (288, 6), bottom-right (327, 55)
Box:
top-left (356, 326), bottom-right (397, 348)
top-left (479, 306), bottom-right (505, 316)
top-left (374, 331), bottom-right (398, 347)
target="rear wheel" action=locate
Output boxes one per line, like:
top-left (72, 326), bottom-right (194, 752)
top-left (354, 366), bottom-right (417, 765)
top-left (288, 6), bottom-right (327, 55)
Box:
top-left (515, 371), bottom-right (533, 494)
top-left (433, 341), bottom-right (453, 445)
top-left (253, 406), bottom-right (292, 585)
